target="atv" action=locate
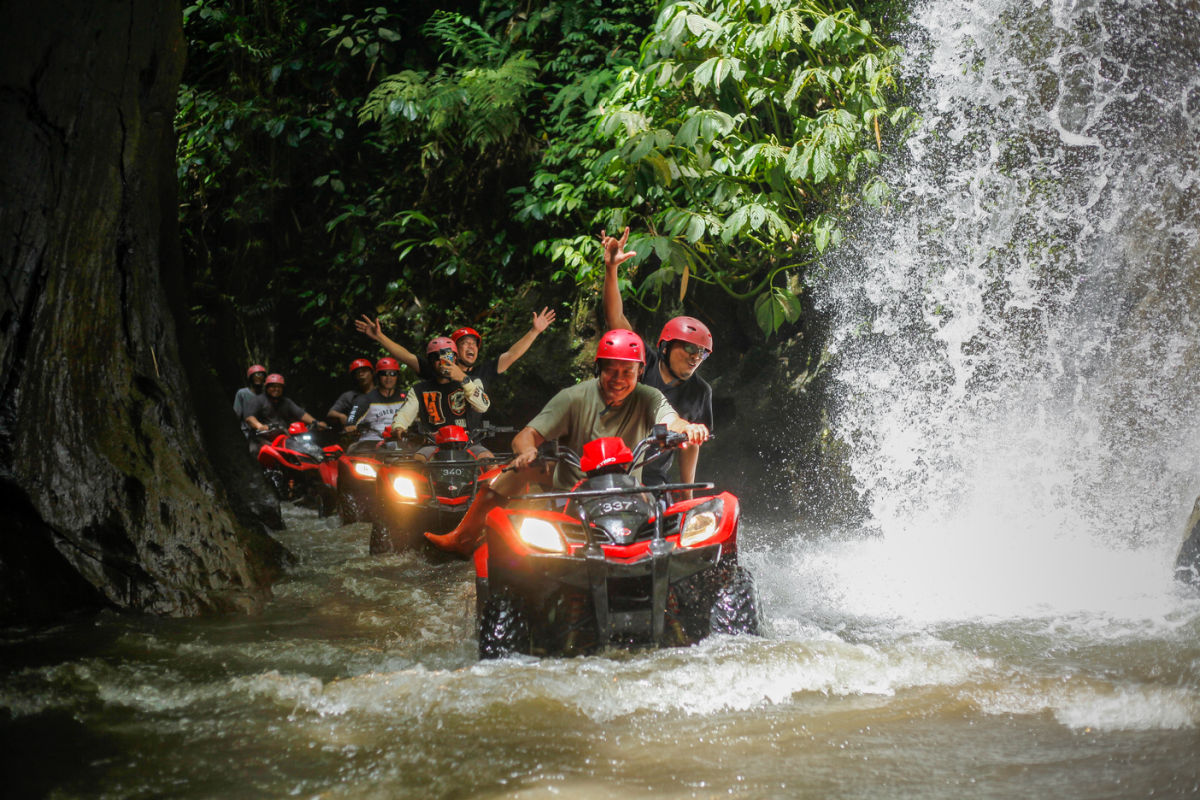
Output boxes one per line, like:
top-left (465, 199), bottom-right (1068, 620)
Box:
top-left (474, 425), bottom-right (760, 658)
top-left (255, 421), bottom-right (341, 517)
top-left (370, 422), bottom-right (514, 554)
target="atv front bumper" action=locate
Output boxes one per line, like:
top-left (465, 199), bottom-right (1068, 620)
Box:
top-left (491, 540), bottom-right (723, 646)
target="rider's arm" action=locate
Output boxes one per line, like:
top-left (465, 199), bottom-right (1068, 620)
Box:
top-left (327, 391), bottom-right (355, 425)
top-left (677, 443), bottom-right (700, 484)
top-left (496, 307), bottom-right (556, 374)
top-left (510, 426), bottom-right (546, 469)
top-left (245, 415), bottom-right (266, 432)
top-left (233, 389), bottom-right (249, 418)
top-left (666, 416), bottom-right (709, 445)
top-left (601, 227), bottom-right (637, 331)
top-left (461, 378), bottom-right (490, 412)
top-left (391, 392), bottom-right (419, 433)
top-left (356, 315), bottom-right (420, 373)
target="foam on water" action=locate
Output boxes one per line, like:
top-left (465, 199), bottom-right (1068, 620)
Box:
top-left (812, 0), bottom-right (1200, 624)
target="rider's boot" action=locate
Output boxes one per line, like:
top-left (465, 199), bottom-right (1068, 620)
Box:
top-left (425, 488), bottom-right (503, 556)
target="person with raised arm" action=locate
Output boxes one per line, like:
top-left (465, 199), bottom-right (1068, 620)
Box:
top-left (601, 227), bottom-right (714, 495)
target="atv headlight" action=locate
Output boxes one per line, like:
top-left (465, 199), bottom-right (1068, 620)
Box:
top-left (391, 476), bottom-right (418, 500)
top-left (353, 462), bottom-right (378, 479)
top-left (518, 517), bottom-right (567, 554)
top-left (679, 498), bottom-right (724, 547)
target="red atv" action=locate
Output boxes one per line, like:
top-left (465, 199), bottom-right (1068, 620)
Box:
top-left (334, 430), bottom-right (413, 525)
top-left (370, 423), bottom-right (514, 555)
top-left (256, 422), bottom-right (341, 517)
top-left (474, 426), bottom-right (760, 658)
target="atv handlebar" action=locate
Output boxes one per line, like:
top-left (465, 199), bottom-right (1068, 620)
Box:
top-left (503, 424), bottom-right (711, 473)
top-left (521, 481), bottom-right (714, 503)
top-left (390, 422), bottom-right (516, 446)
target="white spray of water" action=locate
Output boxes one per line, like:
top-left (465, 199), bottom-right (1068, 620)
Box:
top-left (810, 0), bottom-right (1200, 623)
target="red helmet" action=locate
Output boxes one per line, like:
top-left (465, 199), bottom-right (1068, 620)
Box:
top-left (580, 437), bottom-right (634, 473)
top-left (265, 373), bottom-right (285, 386)
top-left (287, 421), bottom-right (308, 435)
top-left (348, 358), bottom-right (373, 374)
top-left (450, 327), bottom-right (481, 347)
top-left (435, 425), bottom-right (469, 446)
top-left (375, 357), bottom-right (401, 373)
top-left (658, 316), bottom-right (713, 353)
top-left (595, 329), bottom-right (646, 364)
top-left (246, 364), bottom-right (267, 379)
top-left (427, 337), bottom-right (458, 356)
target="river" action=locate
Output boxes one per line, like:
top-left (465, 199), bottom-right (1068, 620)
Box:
top-left (2, 504), bottom-right (1198, 799)
top-left (5, 0), bottom-right (1200, 795)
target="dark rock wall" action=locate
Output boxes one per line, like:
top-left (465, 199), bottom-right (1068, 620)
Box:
top-left (0, 0), bottom-right (281, 622)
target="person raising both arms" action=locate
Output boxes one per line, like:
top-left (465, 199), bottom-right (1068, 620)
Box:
top-left (326, 358), bottom-right (375, 429)
top-left (425, 329), bottom-right (709, 557)
top-left (601, 227), bottom-right (714, 495)
top-left (389, 337), bottom-right (492, 462)
top-left (354, 306), bottom-right (557, 396)
top-left (343, 358), bottom-right (407, 452)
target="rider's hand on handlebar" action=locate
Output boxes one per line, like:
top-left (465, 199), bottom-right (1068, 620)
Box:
top-left (680, 422), bottom-right (709, 446)
top-left (510, 448), bottom-right (540, 470)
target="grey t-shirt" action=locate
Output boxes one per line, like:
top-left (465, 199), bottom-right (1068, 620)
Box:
top-left (234, 386), bottom-right (262, 437)
top-left (527, 380), bottom-right (677, 488)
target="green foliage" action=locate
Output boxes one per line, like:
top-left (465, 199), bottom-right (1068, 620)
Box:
top-left (177, 0), bottom-right (435, 391)
top-left (177, 0), bottom-right (908, 408)
top-left (541, 0), bottom-right (912, 335)
top-left (353, 0), bottom-right (655, 338)
top-left (359, 11), bottom-right (542, 160)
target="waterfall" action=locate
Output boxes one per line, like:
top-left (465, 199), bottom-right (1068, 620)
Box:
top-left (812, 0), bottom-right (1200, 617)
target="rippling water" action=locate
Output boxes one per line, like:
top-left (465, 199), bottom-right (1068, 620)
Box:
top-left (2, 505), bottom-right (1198, 798)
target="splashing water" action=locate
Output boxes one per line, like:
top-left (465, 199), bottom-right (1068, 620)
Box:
top-left (813, 0), bottom-right (1200, 622)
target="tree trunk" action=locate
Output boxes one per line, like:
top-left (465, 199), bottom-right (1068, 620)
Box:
top-left (0, 0), bottom-right (284, 623)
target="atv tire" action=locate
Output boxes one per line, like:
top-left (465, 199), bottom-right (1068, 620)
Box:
top-left (264, 469), bottom-right (287, 499)
top-left (709, 567), bottom-right (761, 636)
top-left (337, 490), bottom-right (360, 524)
top-left (478, 589), bottom-right (530, 659)
top-left (317, 486), bottom-right (337, 518)
top-left (369, 521), bottom-right (396, 554)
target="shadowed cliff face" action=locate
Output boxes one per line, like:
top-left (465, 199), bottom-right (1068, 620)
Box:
top-left (0, 1), bottom-right (283, 622)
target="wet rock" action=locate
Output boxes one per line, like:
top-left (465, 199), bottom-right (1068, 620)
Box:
top-left (0, 0), bottom-right (284, 623)
top-left (1176, 497), bottom-right (1200, 587)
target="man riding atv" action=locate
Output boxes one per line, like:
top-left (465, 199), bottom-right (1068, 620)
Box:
top-left (243, 373), bottom-right (327, 455)
top-left (425, 330), bottom-right (709, 556)
top-left (344, 358), bottom-right (406, 452)
top-left (390, 337), bottom-right (492, 462)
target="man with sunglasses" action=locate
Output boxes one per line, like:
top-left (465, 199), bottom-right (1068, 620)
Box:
top-left (601, 227), bottom-right (715, 493)
top-left (344, 358), bottom-right (407, 451)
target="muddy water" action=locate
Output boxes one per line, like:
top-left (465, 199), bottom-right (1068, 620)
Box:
top-left (2, 504), bottom-right (1197, 799)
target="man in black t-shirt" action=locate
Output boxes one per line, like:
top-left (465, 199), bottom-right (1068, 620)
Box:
top-left (601, 227), bottom-right (715, 493)
top-left (326, 357), bottom-right (375, 429)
